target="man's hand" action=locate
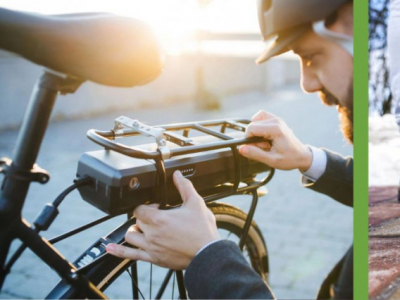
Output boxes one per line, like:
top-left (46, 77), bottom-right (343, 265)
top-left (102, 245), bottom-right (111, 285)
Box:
top-left (105, 171), bottom-right (221, 270)
top-left (239, 110), bottom-right (312, 172)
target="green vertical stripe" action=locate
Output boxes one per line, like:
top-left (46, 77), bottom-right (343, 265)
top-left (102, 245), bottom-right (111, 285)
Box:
top-left (354, 0), bottom-right (369, 299)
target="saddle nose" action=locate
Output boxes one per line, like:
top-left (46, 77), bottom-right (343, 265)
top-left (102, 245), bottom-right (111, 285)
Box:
top-left (0, 8), bottom-right (164, 87)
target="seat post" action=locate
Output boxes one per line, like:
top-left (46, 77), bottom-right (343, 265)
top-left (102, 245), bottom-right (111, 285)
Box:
top-left (1, 72), bottom-right (82, 211)
top-left (14, 73), bottom-right (61, 168)
top-left (0, 72), bottom-right (83, 284)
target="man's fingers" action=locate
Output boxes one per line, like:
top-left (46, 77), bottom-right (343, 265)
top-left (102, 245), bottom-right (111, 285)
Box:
top-left (254, 141), bottom-right (272, 150)
top-left (245, 123), bottom-right (281, 139)
top-left (134, 204), bottom-right (158, 224)
top-left (239, 145), bottom-right (276, 165)
top-left (125, 226), bottom-right (149, 249)
top-left (136, 218), bottom-right (151, 233)
top-left (106, 243), bottom-right (154, 263)
top-left (147, 203), bottom-right (160, 209)
top-left (252, 110), bottom-right (277, 121)
top-left (132, 223), bottom-right (141, 232)
top-left (173, 171), bottom-right (199, 204)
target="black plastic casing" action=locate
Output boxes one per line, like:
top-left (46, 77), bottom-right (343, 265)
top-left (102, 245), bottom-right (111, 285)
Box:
top-left (76, 148), bottom-right (270, 215)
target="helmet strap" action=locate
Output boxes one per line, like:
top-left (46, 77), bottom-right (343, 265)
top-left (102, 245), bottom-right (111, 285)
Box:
top-left (312, 20), bottom-right (353, 57)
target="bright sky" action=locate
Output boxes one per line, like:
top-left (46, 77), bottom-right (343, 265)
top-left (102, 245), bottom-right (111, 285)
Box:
top-left (0, 0), bottom-right (260, 31)
top-left (0, 0), bottom-right (302, 60)
top-left (0, 0), bottom-right (263, 55)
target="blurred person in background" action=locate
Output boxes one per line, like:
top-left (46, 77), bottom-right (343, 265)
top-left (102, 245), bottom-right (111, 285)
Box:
top-left (107, 0), bottom-right (354, 299)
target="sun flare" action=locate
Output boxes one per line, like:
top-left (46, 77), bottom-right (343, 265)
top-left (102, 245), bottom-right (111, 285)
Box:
top-left (0, 0), bottom-right (259, 56)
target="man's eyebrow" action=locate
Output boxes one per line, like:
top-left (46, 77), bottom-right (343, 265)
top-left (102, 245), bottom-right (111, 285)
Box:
top-left (292, 45), bottom-right (322, 56)
top-left (291, 46), bottom-right (307, 55)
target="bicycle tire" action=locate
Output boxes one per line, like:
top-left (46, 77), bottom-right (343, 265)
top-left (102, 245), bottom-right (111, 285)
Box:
top-left (46, 202), bottom-right (269, 299)
top-left (208, 202), bottom-right (269, 281)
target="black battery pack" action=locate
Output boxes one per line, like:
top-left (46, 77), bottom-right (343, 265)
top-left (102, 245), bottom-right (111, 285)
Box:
top-left (76, 147), bottom-right (270, 215)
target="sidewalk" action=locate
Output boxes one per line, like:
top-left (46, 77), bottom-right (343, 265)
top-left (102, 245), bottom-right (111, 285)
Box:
top-left (369, 115), bottom-right (400, 299)
top-left (0, 86), bottom-right (352, 299)
top-left (369, 187), bottom-right (400, 300)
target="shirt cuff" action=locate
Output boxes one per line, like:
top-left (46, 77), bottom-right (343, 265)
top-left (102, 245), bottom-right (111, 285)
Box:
top-left (301, 146), bottom-right (327, 182)
top-left (196, 239), bottom-right (223, 257)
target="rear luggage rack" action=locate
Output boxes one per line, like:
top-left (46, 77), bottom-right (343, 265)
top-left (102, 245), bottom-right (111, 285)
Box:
top-left (81, 117), bottom-right (274, 214)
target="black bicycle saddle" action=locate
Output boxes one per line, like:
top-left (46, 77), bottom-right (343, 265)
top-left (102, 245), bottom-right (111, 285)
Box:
top-left (0, 8), bottom-right (164, 87)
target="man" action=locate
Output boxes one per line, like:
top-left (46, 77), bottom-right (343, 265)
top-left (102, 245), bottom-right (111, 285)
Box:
top-left (106, 0), bottom-right (354, 298)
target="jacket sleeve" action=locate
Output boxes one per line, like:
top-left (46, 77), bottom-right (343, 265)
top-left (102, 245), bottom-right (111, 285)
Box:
top-left (184, 240), bottom-right (275, 299)
top-left (302, 149), bottom-right (353, 207)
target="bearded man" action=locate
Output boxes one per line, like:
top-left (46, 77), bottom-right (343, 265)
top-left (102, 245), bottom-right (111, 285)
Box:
top-left (107, 0), bottom-right (354, 299)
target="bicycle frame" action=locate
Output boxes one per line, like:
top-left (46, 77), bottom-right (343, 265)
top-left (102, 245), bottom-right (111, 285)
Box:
top-left (0, 71), bottom-right (106, 298)
top-left (0, 71), bottom-right (274, 299)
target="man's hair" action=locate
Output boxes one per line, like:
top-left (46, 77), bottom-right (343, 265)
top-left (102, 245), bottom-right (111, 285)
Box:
top-left (325, 2), bottom-right (353, 31)
top-left (325, 11), bottom-right (339, 27)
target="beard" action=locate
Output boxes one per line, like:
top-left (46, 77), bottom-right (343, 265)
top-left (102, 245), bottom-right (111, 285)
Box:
top-left (319, 87), bottom-right (353, 144)
top-left (338, 105), bottom-right (353, 144)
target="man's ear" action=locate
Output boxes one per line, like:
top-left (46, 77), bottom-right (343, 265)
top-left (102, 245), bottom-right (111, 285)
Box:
top-left (328, 2), bottom-right (353, 37)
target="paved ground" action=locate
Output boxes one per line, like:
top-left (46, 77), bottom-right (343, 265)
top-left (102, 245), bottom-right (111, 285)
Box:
top-left (0, 85), bottom-right (353, 299)
top-left (369, 186), bottom-right (400, 300)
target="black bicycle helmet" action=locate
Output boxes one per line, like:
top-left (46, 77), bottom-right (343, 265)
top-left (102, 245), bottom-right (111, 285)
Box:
top-left (256, 0), bottom-right (351, 63)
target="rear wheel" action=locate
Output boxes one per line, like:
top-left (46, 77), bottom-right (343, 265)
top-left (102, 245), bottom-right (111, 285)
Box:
top-left (209, 202), bottom-right (269, 281)
top-left (46, 202), bottom-right (269, 299)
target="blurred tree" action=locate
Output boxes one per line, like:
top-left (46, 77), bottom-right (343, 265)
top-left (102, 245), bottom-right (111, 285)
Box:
top-left (369, 0), bottom-right (391, 115)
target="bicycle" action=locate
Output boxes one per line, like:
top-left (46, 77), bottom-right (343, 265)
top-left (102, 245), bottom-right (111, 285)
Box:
top-left (0, 7), bottom-right (274, 299)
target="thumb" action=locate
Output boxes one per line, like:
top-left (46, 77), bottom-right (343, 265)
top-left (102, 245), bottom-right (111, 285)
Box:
top-left (173, 171), bottom-right (200, 206)
top-left (239, 145), bottom-right (274, 166)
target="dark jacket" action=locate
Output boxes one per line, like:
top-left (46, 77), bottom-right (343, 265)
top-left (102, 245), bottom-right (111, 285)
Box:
top-left (185, 240), bottom-right (274, 299)
top-left (306, 150), bottom-right (353, 300)
top-left (184, 149), bottom-right (353, 299)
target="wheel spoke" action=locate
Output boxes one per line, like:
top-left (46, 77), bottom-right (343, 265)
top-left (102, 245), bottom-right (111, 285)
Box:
top-left (155, 269), bottom-right (174, 299)
top-left (126, 267), bottom-right (146, 299)
top-left (172, 271), bottom-right (176, 299)
top-left (150, 263), bottom-right (153, 299)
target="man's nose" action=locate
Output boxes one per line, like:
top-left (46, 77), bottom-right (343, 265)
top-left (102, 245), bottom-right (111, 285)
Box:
top-left (300, 66), bottom-right (322, 93)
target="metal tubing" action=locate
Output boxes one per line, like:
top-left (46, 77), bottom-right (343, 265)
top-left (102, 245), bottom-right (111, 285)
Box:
top-left (161, 119), bottom-right (249, 130)
top-left (87, 118), bottom-right (262, 160)
top-left (192, 124), bottom-right (233, 140)
top-left (0, 72), bottom-right (84, 294)
top-left (239, 191), bottom-right (259, 251)
top-left (48, 215), bottom-right (113, 244)
top-left (130, 263), bottom-right (139, 300)
top-left (0, 72), bottom-right (59, 285)
top-left (0, 230), bottom-right (13, 289)
top-left (171, 137), bottom-right (263, 156)
top-left (89, 128), bottom-right (266, 159)
top-left (87, 129), bottom-right (159, 159)
top-left (0, 74), bottom-right (58, 215)
top-left (155, 269), bottom-right (174, 299)
top-left (16, 220), bottom-right (106, 299)
top-left (230, 146), bottom-right (241, 191)
top-left (13, 75), bottom-right (58, 169)
top-left (1, 72), bottom-right (82, 218)
top-left (3, 225), bottom-right (41, 279)
top-left (154, 158), bottom-right (168, 209)
top-left (176, 270), bottom-right (187, 299)
top-left (96, 118), bottom-right (250, 140)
